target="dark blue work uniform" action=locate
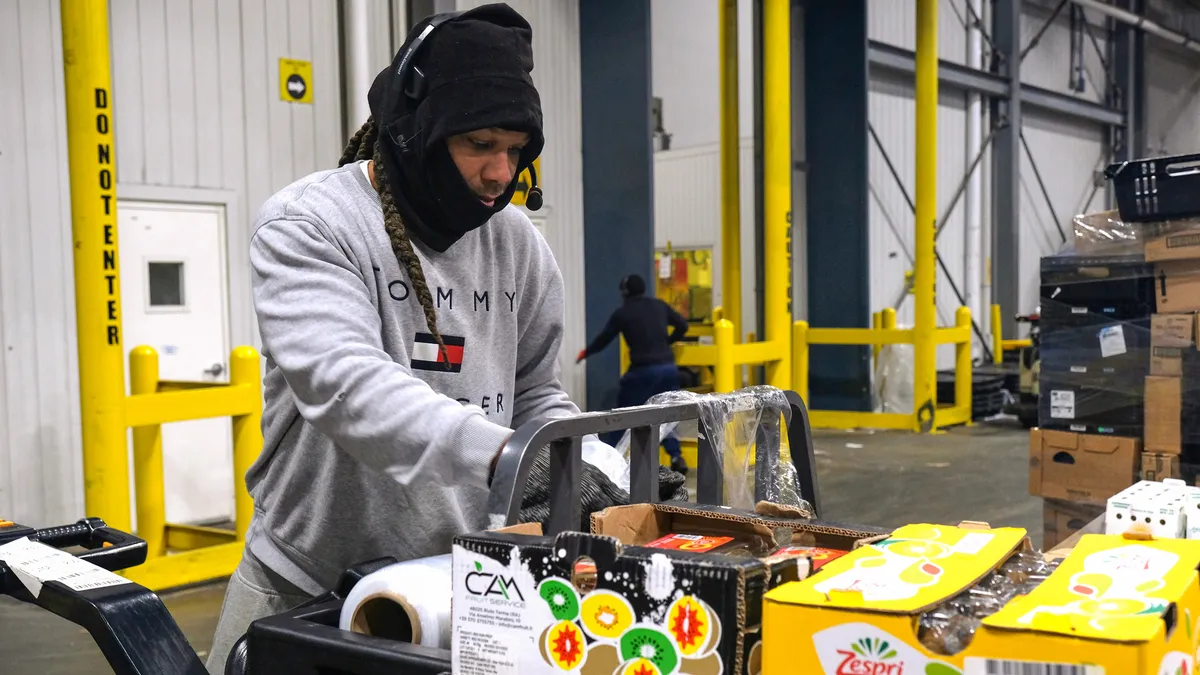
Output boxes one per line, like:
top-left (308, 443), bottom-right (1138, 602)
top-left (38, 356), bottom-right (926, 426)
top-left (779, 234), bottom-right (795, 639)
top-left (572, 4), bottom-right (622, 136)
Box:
top-left (581, 292), bottom-right (690, 459)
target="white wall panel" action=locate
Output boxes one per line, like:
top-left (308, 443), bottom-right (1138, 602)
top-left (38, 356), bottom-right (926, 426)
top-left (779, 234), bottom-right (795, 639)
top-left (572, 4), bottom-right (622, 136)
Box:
top-left (868, 0), bottom-right (969, 66)
top-left (1018, 113), bottom-right (1106, 314)
top-left (651, 0), bottom-right (755, 150)
top-left (652, 139), bottom-right (759, 338)
top-left (0, 0), bottom-right (344, 526)
top-left (1019, 1), bottom-right (1109, 103)
top-left (0, 0), bottom-right (85, 526)
top-left (455, 0), bottom-right (587, 403)
top-left (1146, 43), bottom-right (1200, 156)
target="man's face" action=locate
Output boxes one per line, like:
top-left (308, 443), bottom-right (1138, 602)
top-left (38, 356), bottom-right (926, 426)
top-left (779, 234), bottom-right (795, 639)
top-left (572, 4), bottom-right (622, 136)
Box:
top-left (446, 128), bottom-right (531, 208)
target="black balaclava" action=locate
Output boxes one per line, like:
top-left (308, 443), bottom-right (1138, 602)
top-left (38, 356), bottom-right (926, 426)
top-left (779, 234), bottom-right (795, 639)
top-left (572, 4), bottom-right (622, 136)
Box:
top-left (620, 274), bottom-right (646, 298)
top-left (367, 3), bottom-right (544, 253)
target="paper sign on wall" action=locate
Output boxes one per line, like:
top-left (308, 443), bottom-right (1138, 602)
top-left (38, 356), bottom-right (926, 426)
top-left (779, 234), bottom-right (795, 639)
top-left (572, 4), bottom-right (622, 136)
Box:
top-left (279, 58), bottom-right (313, 104)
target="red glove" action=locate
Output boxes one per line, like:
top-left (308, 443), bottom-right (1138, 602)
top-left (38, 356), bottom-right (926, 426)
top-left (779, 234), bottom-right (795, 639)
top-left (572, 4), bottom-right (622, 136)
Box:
top-left (576, 349), bottom-right (587, 364)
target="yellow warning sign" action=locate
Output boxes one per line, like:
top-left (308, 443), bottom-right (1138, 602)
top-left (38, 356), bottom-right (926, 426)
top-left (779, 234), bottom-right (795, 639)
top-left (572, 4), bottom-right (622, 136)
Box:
top-left (512, 157), bottom-right (541, 208)
top-left (279, 58), bottom-right (313, 104)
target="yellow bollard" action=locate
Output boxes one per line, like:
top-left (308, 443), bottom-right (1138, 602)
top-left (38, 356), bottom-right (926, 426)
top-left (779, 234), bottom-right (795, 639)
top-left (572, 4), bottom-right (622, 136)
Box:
top-left (871, 311), bottom-right (882, 366)
top-left (230, 347), bottom-right (263, 543)
top-left (63, 0), bottom-right (131, 532)
top-left (129, 346), bottom-right (165, 558)
top-left (714, 319), bottom-right (736, 393)
top-left (882, 307), bottom-right (897, 332)
top-left (746, 332), bottom-right (758, 386)
top-left (792, 321), bottom-right (809, 405)
top-left (763, 0), bottom-right (792, 390)
top-left (619, 335), bottom-right (630, 375)
top-left (955, 307), bottom-right (973, 422)
top-left (991, 303), bottom-right (1003, 364)
top-left (913, 0), bottom-right (938, 432)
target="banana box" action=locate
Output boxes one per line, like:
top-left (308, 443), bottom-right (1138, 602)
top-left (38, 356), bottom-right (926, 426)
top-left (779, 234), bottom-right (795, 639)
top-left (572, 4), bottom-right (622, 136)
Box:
top-left (763, 523), bottom-right (1200, 675)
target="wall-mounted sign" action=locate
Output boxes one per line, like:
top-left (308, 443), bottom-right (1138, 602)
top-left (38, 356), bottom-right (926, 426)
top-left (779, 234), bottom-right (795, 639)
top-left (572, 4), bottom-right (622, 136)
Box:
top-left (279, 58), bottom-right (313, 104)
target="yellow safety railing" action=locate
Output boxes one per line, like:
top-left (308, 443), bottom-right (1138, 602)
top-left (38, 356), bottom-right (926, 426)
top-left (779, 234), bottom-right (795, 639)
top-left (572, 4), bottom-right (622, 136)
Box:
top-left (991, 303), bottom-right (1031, 363)
top-left (792, 307), bottom-right (974, 432)
top-left (123, 346), bottom-right (263, 590)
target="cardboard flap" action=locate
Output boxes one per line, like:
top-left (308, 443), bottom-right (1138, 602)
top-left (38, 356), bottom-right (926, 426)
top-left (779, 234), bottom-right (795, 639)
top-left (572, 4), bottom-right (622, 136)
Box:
top-left (983, 534), bottom-right (1200, 643)
top-left (763, 524), bottom-right (1027, 614)
top-left (1080, 434), bottom-right (1123, 456)
top-left (1041, 430), bottom-right (1081, 453)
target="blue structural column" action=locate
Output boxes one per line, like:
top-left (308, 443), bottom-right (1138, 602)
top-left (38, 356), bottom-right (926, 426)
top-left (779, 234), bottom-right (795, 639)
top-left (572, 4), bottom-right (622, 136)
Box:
top-left (803, 0), bottom-right (872, 412)
top-left (991, 0), bottom-right (1020, 339)
top-left (579, 0), bottom-right (655, 412)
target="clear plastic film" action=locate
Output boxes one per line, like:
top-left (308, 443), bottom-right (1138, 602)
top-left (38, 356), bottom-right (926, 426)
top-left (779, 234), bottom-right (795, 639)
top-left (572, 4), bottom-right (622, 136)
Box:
top-left (917, 550), bottom-right (1061, 656)
top-left (1067, 208), bottom-right (1200, 260)
top-left (873, 342), bottom-right (914, 414)
top-left (614, 386), bottom-right (812, 513)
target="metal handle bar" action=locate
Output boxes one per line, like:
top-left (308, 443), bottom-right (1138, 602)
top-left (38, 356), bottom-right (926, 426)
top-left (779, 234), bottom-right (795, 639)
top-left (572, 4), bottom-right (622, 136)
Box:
top-left (486, 389), bottom-right (820, 536)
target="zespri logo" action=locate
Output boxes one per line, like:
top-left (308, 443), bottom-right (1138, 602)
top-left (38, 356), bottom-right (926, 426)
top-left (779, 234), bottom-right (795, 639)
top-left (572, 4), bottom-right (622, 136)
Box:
top-left (813, 623), bottom-right (961, 675)
top-left (835, 637), bottom-right (903, 675)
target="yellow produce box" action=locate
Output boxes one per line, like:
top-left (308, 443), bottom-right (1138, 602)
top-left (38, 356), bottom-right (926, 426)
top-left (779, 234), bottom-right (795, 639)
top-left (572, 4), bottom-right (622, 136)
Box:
top-left (763, 523), bottom-right (1200, 674)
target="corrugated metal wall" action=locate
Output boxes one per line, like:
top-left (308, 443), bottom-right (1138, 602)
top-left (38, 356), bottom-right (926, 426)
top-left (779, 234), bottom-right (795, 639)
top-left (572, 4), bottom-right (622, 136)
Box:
top-left (456, 0), bottom-right (588, 402)
top-left (0, 0), bottom-right (84, 527)
top-left (868, 0), bottom-right (1109, 353)
top-left (0, 0), bottom-right (346, 526)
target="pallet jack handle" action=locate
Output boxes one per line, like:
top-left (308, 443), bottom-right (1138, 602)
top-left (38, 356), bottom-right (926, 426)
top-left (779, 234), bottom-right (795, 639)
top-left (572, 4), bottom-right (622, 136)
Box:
top-left (486, 389), bottom-right (820, 535)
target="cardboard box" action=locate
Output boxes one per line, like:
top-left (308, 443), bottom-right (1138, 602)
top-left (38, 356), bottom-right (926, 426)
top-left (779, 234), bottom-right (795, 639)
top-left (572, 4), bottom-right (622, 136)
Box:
top-left (1145, 375), bottom-right (1184, 454)
top-left (1154, 261), bottom-right (1200, 312)
top-left (1043, 498), bottom-right (1105, 549)
top-left (1142, 451), bottom-right (1183, 481)
top-left (1028, 428), bottom-right (1141, 503)
top-left (1145, 222), bottom-right (1200, 262)
top-left (450, 504), bottom-right (886, 675)
top-left (763, 527), bottom-right (1200, 675)
top-left (1151, 313), bottom-right (1197, 376)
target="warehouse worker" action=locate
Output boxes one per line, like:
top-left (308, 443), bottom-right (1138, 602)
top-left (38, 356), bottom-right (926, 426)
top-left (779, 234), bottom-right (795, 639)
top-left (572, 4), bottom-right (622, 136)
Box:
top-left (576, 274), bottom-right (691, 474)
top-left (205, 5), bottom-right (589, 671)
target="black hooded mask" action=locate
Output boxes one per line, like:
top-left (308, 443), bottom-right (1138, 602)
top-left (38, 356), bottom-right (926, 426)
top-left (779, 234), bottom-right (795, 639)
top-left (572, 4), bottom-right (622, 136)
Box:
top-left (367, 3), bottom-right (544, 253)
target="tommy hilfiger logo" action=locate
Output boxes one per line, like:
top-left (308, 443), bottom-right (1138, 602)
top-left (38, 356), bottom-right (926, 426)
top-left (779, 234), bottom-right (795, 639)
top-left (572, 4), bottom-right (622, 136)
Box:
top-left (412, 333), bottom-right (465, 372)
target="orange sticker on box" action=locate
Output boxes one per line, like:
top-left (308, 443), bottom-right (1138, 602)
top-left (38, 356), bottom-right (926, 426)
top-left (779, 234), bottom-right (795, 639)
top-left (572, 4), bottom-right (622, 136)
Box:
top-left (770, 546), bottom-right (849, 570)
top-left (644, 533), bottom-right (734, 552)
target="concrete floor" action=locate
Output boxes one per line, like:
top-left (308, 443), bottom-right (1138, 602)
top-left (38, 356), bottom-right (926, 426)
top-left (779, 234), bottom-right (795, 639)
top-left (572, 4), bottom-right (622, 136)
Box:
top-left (0, 418), bottom-right (1041, 673)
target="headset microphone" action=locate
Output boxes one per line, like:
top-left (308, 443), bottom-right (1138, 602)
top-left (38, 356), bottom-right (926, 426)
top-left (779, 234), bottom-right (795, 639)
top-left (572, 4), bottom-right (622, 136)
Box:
top-left (525, 161), bottom-right (543, 211)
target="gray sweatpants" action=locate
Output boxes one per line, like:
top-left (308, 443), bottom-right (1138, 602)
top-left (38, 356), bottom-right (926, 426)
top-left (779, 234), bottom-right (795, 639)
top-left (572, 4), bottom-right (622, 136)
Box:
top-left (205, 552), bottom-right (312, 675)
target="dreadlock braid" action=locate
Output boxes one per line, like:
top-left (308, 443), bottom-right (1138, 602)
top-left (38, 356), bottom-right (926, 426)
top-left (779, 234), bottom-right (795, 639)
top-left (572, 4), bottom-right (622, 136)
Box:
top-left (339, 119), bottom-right (451, 368)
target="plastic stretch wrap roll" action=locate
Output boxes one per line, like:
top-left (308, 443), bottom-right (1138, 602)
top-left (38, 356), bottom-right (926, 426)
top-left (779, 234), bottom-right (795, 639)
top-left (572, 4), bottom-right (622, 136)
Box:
top-left (337, 554), bottom-right (453, 648)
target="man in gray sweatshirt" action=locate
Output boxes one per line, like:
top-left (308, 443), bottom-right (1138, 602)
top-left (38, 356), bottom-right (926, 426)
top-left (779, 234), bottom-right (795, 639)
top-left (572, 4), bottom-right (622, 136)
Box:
top-left (205, 5), bottom-right (581, 671)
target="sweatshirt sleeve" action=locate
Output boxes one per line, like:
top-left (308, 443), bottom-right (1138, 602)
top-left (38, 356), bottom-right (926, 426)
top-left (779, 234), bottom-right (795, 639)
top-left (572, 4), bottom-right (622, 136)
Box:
top-left (250, 216), bottom-right (513, 490)
top-left (510, 234), bottom-right (582, 431)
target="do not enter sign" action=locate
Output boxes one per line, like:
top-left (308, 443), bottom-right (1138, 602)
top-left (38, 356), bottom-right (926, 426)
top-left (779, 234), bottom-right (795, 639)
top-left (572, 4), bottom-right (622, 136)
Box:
top-left (279, 58), bottom-right (313, 104)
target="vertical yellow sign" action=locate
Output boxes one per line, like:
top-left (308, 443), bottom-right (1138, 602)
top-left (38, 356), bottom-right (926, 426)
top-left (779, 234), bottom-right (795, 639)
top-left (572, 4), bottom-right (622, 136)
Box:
top-left (279, 58), bottom-right (313, 104)
top-left (61, 0), bottom-right (131, 532)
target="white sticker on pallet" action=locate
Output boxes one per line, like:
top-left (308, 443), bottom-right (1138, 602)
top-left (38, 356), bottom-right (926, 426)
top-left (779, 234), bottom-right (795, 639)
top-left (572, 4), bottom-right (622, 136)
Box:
top-left (1051, 390), bottom-right (1076, 419)
top-left (1099, 325), bottom-right (1128, 358)
top-left (0, 536), bottom-right (130, 598)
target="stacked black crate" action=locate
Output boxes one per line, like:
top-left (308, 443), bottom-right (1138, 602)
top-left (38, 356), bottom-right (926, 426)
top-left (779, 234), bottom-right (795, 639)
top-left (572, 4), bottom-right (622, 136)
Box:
top-left (1038, 254), bottom-right (1155, 437)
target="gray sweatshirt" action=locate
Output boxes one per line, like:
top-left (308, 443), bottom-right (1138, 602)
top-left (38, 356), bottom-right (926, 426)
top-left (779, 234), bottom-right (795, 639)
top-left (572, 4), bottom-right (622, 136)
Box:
top-left (243, 161), bottom-right (580, 594)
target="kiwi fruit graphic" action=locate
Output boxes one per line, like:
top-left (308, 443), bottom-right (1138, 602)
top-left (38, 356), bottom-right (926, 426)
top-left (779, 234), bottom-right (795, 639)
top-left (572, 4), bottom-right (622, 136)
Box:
top-left (617, 658), bottom-right (662, 675)
top-left (539, 578), bottom-right (581, 621)
top-left (619, 626), bottom-right (679, 675)
top-left (679, 651), bottom-right (723, 675)
top-left (746, 641), bottom-right (762, 675)
top-left (581, 643), bottom-right (621, 675)
top-left (538, 625), bottom-right (553, 665)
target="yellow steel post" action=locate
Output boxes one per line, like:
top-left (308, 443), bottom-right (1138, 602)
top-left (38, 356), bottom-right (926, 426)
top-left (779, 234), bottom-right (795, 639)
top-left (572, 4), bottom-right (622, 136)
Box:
top-left (991, 303), bottom-right (1003, 364)
top-left (764, 0), bottom-right (792, 388)
top-left (62, 0), bottom-right (130, 531)
top-left (955, 307), bottom-right (973, 422)
top-left (882, 308), bottom-right (897, 332)
top-left (230, 347), bottom-right (263, 542)
top-left (747, 332), bottom-right (759, 386)
top-left (913, 0), bottom-right (938, 432)
top-left (720, 0), bottom-right (742, 341)
top-left (619, 335), bottom-right (630, 375)
top-left (714, 319), bottom-right (736, 393)
top-left (871, 312), bottom-right (882, 365)
top-left (129, 347), bottom-right (165, 558)
top-left (792, 321), bottom-right (810, 405)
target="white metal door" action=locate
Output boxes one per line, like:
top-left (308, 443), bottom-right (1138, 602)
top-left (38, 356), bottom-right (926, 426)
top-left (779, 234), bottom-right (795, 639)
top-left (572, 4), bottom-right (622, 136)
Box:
top-left (118, 200), bottom-right (234, 526)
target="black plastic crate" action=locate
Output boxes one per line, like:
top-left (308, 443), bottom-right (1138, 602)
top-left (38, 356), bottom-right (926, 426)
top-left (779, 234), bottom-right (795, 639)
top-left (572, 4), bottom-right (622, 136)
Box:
top-left (1039, 301), bottom-right (1154, 331)
top-left (1038, 371), bottom-right (1144, 437)
top-left (1106, 153), bottom-right (1200, 222)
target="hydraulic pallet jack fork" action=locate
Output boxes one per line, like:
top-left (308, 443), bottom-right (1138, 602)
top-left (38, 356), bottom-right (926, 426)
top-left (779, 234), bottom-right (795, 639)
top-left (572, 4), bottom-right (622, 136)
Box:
top-left (0, 517), bottom-right (209, 675)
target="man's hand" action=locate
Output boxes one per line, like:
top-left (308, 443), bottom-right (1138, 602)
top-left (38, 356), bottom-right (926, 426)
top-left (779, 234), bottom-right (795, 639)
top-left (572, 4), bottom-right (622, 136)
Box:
top-left (575, 349), bottom-right (587, 364)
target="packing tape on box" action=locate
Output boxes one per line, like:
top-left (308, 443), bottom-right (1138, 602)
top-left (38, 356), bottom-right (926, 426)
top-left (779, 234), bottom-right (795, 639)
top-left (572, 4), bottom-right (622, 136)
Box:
top-left (337, 554), bottom-right (453, 648)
